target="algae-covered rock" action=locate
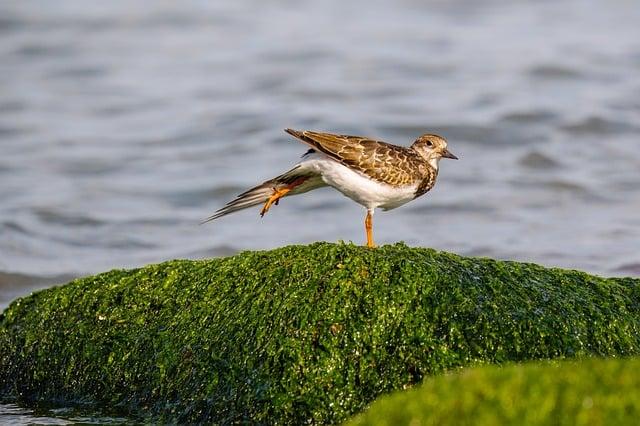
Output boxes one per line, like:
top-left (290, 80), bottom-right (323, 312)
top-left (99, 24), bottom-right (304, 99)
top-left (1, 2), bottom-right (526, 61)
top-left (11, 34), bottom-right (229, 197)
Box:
top-left (347, 356), bottom-right (640, 426)
top-left (1, 243), bottom-right (639, 424)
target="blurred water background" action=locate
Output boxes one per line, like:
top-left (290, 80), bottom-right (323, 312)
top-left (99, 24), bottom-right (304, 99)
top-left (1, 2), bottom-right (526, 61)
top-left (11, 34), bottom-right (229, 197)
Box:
top-left (0, 402), bottom-right (135, 425)
top-left (1, 0), bottom-right (640, 316)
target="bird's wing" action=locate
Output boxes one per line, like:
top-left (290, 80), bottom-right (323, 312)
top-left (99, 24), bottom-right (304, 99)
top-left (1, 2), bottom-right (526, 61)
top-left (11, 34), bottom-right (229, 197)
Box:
top-left (284, 129), bottom-right (422, 186)
top-left (202, 165), bottom-right (322, 222)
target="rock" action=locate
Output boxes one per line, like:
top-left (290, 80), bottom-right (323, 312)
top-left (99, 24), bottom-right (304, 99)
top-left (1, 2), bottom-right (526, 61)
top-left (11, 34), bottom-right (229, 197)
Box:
top-left (1, 242), bottom-right (639, 424)
top-left (348, 356), bottom-right (640, 426)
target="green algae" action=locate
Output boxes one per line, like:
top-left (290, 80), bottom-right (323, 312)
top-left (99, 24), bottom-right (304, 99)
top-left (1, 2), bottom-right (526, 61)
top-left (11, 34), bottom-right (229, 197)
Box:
top-left (347, 356), bottom-right (640, 426)
top-left (0, 242), bottom-right (639, 424)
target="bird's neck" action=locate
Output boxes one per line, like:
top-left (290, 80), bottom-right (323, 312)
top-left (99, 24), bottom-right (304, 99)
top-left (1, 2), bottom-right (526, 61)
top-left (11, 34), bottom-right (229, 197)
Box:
top-left (427, 157), bottom-right (439, 171)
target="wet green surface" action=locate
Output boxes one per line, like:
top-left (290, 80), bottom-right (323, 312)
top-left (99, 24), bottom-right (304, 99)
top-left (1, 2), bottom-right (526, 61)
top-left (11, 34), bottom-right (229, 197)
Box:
top-left (1, 243), bottom-right (639, 424)
top-left (347, 356), bottom-right (640, 426)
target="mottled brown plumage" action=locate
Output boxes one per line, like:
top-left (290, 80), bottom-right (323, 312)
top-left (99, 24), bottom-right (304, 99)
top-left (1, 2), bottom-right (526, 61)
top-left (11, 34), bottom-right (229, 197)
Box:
top-left (205, 129), bottom-right (458, 248)
top-left (284, 129), bottom-right (445, 197)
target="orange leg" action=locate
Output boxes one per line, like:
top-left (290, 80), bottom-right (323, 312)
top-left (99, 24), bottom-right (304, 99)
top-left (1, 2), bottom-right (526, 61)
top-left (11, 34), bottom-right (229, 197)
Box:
top-left (260, 187), bottom-right (292, 217)
top-left (260, 177), bottom-right (307, 217)
top-left (364, 209), bottom-right (376, 248)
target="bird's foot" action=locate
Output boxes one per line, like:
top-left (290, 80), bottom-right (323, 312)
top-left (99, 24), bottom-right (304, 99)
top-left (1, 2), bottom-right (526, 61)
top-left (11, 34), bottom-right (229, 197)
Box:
top-left (260, 177), bottom-right (309, 217)
top-left (260, 187), bottom-right (291, 217)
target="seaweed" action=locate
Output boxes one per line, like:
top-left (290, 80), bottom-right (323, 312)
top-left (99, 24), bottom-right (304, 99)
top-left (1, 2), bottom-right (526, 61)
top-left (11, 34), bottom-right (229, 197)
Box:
top-left (347, 356), bottom-right (640, 426)
top-left (1, 242), bottom-right (639, 423)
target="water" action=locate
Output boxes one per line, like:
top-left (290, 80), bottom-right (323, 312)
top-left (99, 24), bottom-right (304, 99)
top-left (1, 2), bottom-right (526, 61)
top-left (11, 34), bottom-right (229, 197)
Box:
top-left (2, 0), bottom-right (639, 305)
top-left (0, 403), bottom-right (136, 425)
top-left (0, 0), bottom-right (639, 419)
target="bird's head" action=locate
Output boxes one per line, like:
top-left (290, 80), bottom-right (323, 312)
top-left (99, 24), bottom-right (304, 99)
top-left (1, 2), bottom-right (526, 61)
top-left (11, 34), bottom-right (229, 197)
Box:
top-left (411, 134), bottom-right (458, 169)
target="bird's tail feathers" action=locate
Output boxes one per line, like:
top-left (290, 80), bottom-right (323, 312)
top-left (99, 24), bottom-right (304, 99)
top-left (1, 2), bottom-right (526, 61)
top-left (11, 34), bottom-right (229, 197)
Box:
top-left (202, 166), bottom-right (304, 223)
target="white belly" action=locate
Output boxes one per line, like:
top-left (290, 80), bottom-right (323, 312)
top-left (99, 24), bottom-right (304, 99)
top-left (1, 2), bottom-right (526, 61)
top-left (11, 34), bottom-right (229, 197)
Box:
top-left (297, 153), bottom-right (417, 211)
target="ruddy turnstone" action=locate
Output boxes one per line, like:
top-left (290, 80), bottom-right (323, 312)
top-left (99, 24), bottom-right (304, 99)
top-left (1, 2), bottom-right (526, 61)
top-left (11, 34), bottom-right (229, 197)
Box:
top-left (204, 129), bottom-right (458, 247)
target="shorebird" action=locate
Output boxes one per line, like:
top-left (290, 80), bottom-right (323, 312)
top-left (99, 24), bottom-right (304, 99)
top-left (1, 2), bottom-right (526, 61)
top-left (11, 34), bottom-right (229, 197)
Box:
top-left (204, 129), bottom-right (458, 247)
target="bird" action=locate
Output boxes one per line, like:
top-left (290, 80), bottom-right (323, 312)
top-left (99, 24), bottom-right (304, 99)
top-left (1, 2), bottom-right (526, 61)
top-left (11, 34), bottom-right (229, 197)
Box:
top-left (204, 129), bottom-right (458, 247)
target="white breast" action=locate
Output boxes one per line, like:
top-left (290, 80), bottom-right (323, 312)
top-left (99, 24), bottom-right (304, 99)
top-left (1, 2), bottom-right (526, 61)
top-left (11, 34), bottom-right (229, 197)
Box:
top-left (296, 152), bottom-right (418, 211)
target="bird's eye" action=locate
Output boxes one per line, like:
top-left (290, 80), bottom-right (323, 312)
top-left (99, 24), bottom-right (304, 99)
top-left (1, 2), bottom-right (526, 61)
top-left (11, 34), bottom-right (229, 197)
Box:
top-left (426, 141), bottom-right (433, 147)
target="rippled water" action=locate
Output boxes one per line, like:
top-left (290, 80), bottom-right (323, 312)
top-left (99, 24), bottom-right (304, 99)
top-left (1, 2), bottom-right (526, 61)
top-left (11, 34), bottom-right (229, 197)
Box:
top-left (2, 3), bottom-right (640, 300)
top-left (0, 403), bottom-right (136, 425)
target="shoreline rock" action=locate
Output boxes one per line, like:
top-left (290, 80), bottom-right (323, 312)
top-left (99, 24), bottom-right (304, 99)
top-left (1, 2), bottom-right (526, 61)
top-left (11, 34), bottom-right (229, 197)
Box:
top-left (348, 356), bottom-right (640, 425)
top-left (1, 243), bottom-right (639, 423)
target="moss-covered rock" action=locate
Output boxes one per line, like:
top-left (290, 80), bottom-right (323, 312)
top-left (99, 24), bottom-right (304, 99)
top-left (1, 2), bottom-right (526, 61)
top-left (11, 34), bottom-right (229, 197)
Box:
top-left (1, 243), bottom-right (639, 424)
top-left (347, 356), bottom-right (640, 426)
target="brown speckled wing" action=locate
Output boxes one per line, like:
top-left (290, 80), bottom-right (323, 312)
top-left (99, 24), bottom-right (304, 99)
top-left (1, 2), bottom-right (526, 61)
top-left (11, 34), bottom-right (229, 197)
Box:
top-left (285, 129), bottom-right (425, 187)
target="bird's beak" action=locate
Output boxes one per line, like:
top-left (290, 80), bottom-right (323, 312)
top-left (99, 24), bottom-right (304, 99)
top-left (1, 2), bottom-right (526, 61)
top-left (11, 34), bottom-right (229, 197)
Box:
top-left (441, 148), bottom-right (459, 160)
